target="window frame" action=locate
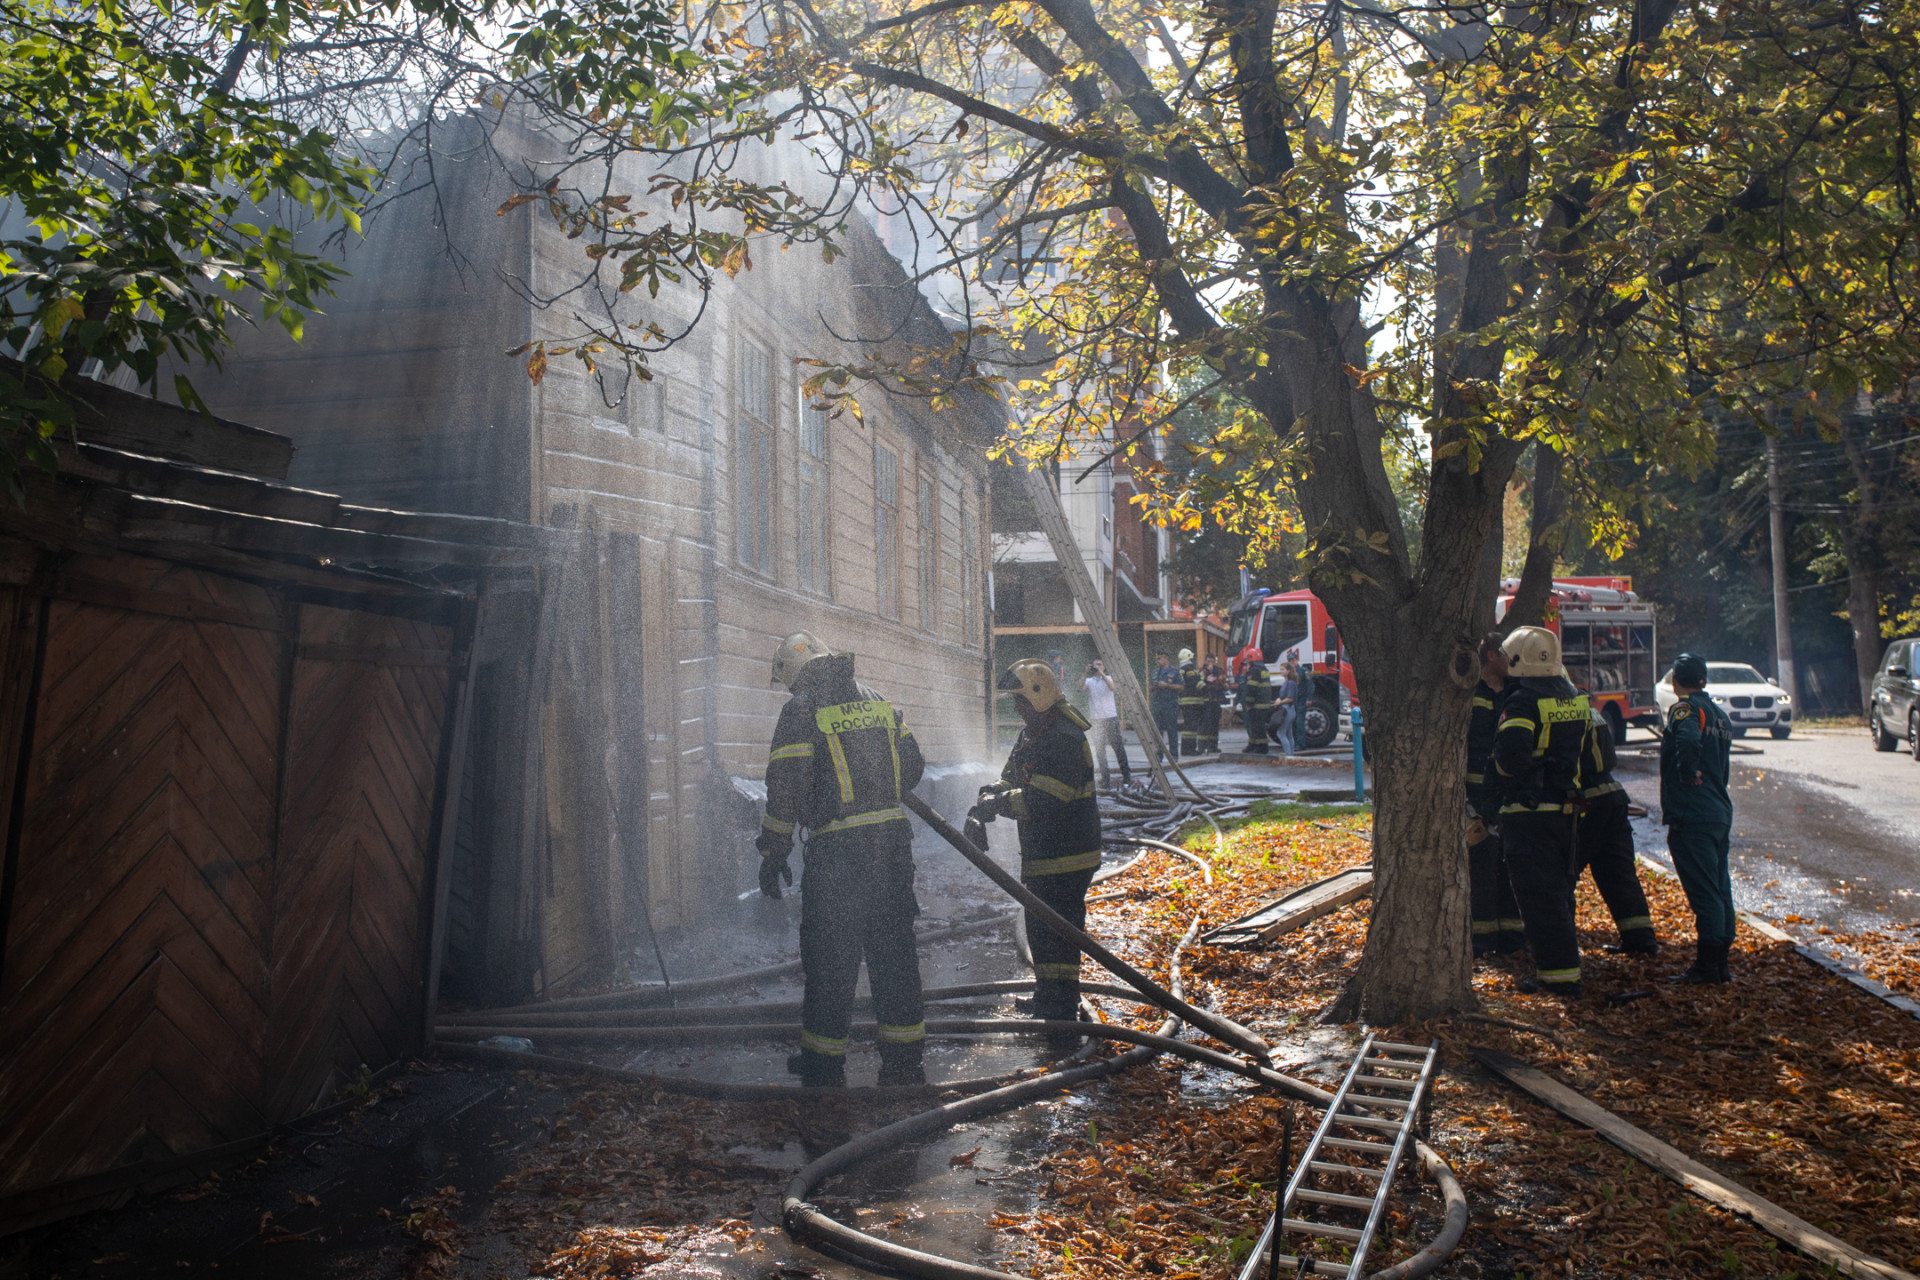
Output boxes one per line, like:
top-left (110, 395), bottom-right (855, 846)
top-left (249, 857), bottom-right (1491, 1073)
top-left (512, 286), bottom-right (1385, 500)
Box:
top-left (959, 494), bottom-right (977, 648)
top-left (734, 336), bottom-right (777, 577)
top-left (916, 467), bottom-right (939, 633)
top-left (874, 441), bottom-right (900, 620)
top-left (796, 391), bottom-right (833, 598)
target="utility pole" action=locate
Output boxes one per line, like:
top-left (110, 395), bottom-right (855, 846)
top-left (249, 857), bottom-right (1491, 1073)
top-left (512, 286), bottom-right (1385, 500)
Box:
top-left (1767, 434), bottom-right (1798, 701)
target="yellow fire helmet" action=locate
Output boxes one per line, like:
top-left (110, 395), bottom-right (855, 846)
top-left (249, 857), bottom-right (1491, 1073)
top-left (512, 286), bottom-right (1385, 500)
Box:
top-left (1501, 625), bottom-right (1563, 679)
top-left (1177, 647), bottom-right (1195, 667)
top-left (771, 631), bottom-right (833, 689)
top-left (997, 658), bottom-right (1063, 713)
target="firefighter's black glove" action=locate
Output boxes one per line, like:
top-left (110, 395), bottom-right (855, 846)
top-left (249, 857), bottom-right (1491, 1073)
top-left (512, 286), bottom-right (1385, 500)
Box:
top-left (758, 853), bottom-right (793, 900)
top-left (973, 787), bottom-right (1010, 822)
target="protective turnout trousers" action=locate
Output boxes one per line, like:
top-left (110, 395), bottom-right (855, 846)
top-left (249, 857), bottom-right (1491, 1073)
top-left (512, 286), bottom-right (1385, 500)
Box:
top-left (1179, 702), bottom-right (1204, 757)
top-left (1501, 810), bottom-right (1582, 991)
top-left (798, 834), bottom-right (925, 1077)
top-left (1244, 705), bottom-right (1270, 754)
top-left (1574, 802), bottom-right (1656, 948)
top-left (1023, 866), bottom-right (1096, 1021)
top-left (1668, 822), bottom-right (1736, 947)
top-left (1468, 826), bottom-right (1526, 954)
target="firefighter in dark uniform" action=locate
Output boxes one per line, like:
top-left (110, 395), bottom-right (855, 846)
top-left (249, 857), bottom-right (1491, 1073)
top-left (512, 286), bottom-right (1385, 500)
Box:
top-left (758, 631), bottom-right (927, 1087)
top-left (1575, 705), bottom-right (1658, 954)
top-left (1177, 648), bottom-right (1206, 757)
top-left (972, 659), bottom-right (1101, 1047)
top-left (1240, 660), bottom-right (1274, 755)
top-left (1492, 625), bottom-right (1589, 998)
top-left (1660, 652), bottom-right (1737, 985)
top-left (1465, 633), bottom-right (1526, 956)
top-left (1200, 655), bottom-right (1227, 754)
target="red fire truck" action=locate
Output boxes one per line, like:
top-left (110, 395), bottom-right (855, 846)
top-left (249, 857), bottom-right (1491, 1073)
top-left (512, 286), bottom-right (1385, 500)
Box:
top-left (1225, 588), bottom-right (1359, 750)
top-left (1495, 576), bottom-right (1660, 738)
top-left (1227, 575), bottom-right (1659, 749)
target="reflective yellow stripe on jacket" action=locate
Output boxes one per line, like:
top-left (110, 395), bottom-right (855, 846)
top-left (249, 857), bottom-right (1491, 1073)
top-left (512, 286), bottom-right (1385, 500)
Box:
top-left (811, 806), bottom-right (907, 837)
top-left (1022, 850), bottom-right (1103, 877)
top-left (1028, 773), bottom-right (1097, 804)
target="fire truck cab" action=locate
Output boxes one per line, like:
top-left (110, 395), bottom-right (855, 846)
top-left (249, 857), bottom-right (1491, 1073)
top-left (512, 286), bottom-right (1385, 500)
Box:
top-left (1495, 576), bottom-right (1659, 740)
top-left (1225, 588), bottom-right (1360, 750)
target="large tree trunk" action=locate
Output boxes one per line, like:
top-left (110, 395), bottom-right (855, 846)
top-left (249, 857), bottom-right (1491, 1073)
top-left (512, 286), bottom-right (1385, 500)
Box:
top-left (1295, 316), bottom-right (1507, 1024)
top-left (1838, 425), bottom-right (1888, 713)
top-left (1322, 622), bottom-right (1478, 1024)
top-left (1839, 527), bottom-right (1884, 713)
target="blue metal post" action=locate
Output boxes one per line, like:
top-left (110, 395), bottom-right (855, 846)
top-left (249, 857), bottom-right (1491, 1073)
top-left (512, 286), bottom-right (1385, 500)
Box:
top-left (1351, 705), bottom-right (1366, 801)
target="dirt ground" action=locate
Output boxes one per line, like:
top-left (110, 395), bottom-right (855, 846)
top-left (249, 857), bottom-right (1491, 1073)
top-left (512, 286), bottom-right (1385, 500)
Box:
top-left (8, 812), bottom-right (1917, 1280)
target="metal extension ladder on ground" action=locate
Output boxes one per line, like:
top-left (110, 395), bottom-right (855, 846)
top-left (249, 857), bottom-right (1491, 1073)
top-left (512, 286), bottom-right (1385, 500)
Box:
top-left (1237, 1033), bottom-right (1440, 1280)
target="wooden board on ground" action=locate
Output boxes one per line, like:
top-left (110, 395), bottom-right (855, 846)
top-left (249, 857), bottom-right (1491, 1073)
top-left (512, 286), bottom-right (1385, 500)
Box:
top-left (1200, 865), bottom-right (1373, 948)
top-left (1473, 1049), bottom-right (1918, 1280)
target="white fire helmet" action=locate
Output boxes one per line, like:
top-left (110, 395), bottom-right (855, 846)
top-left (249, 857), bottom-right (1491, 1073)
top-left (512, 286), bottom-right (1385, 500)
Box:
top-left (997, 659), bottom-right (1064, 713)
top-left (1177, 648), bottom-right (1195, 667)
top-left (1501, 625), bottom-right (1563, 679)
top-left (771, 631), bottom-right (833, 689)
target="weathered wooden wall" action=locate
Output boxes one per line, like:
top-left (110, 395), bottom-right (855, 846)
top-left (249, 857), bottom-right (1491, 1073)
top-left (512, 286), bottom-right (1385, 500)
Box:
top-left (0, 547), bottom-right (465, 1198)
top-left (195, 122), bottom-right (1003, 1000)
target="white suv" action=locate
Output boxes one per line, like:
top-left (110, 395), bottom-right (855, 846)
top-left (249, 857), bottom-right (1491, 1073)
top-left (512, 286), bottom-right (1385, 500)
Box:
top-left (1653, 662), bottom-right (1794, 739)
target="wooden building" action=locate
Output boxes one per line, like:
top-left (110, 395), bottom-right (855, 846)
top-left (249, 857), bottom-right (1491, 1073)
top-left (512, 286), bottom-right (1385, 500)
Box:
top-left (0, 367), bottom-right (541, 1227)
top-left (195, 119), bottom-right (1002, 1002)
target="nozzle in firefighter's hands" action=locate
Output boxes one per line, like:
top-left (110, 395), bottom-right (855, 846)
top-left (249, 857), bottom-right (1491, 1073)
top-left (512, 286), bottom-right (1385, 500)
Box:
top-left (759, 852), bottom-right (793, 900)
top-left (972, 786), bottom-right (1011, 825)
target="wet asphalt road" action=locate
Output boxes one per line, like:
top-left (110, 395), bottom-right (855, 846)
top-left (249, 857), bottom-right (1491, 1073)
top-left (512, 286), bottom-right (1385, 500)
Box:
top-left (1617, 725), bottom-right (1920, 934)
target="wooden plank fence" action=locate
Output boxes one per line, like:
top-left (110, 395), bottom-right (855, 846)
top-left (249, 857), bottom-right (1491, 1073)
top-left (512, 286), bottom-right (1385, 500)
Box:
top-left (0, 552), bottom-right (463, 1203)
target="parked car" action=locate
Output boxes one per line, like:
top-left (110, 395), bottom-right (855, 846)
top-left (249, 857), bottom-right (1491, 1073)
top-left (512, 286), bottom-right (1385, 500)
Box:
top-left (1654, 662), bottom-right (1794, 739)
top-left (1868, 637), bottom-right (1920, 758)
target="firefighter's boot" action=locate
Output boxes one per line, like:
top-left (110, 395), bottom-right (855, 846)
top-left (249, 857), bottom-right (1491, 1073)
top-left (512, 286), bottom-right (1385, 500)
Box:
top-left (876, 1042), bottom-right (925, 1088)
top-left (1605, 929), bottom-right (1660, 956)
top-left (1713, 940), bottom-right (1733, 984)
top-left (787, 1049), bottom-right (846, 1088)
top-left (1669, 938), bottom-right (1724, 985)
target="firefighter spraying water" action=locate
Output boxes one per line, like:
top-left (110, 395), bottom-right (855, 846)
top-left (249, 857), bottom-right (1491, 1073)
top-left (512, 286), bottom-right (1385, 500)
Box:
top-left (757, 632), bottom-right (929, 1087)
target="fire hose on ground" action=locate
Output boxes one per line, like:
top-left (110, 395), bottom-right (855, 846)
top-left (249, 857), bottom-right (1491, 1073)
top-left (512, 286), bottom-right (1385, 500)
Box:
top-left (435, 785), bottom-right (1464, 1279)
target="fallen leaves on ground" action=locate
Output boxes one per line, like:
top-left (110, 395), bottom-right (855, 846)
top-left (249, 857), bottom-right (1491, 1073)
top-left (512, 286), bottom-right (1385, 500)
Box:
top-left (982, 814), bottom-right (1920, 1278)
top-left (400, 1184), bottom-right (464, 1278)
top-left (1800, 920), bottom-right (1920, 996)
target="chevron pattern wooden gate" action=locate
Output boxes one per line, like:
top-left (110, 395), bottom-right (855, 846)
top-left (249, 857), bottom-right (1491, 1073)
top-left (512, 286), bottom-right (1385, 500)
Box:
top-left (0, 552), bottom-right (463, 1199)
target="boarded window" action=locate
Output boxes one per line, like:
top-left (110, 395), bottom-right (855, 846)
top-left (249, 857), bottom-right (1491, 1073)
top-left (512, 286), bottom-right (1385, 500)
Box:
top-left (797, 399), bottom-right (831, 597)
top-left (736, 340), bottom-right (775, 575)
top-left (875, 444), bottom-right (899, 619)
top-left (917, 472), bottom-right (938, 632)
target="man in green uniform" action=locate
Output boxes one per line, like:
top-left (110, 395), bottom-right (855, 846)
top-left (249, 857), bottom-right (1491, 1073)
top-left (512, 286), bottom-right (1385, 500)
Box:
top-left (1493, 626), bottom-right (1590, 998)
top-left (758, 632), bottom-right (927, 1087)
top-left (972, 659), bottom-right (1101, 1047)
top-left (1576, 705), bottom-right (1658, 954)
top-left (1465, 633), bottom-right (1526, 956)
top-left (1660, 652), bottom-right (1736, 985)
top-left (1177, 648), bottom-right (1205, 758)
